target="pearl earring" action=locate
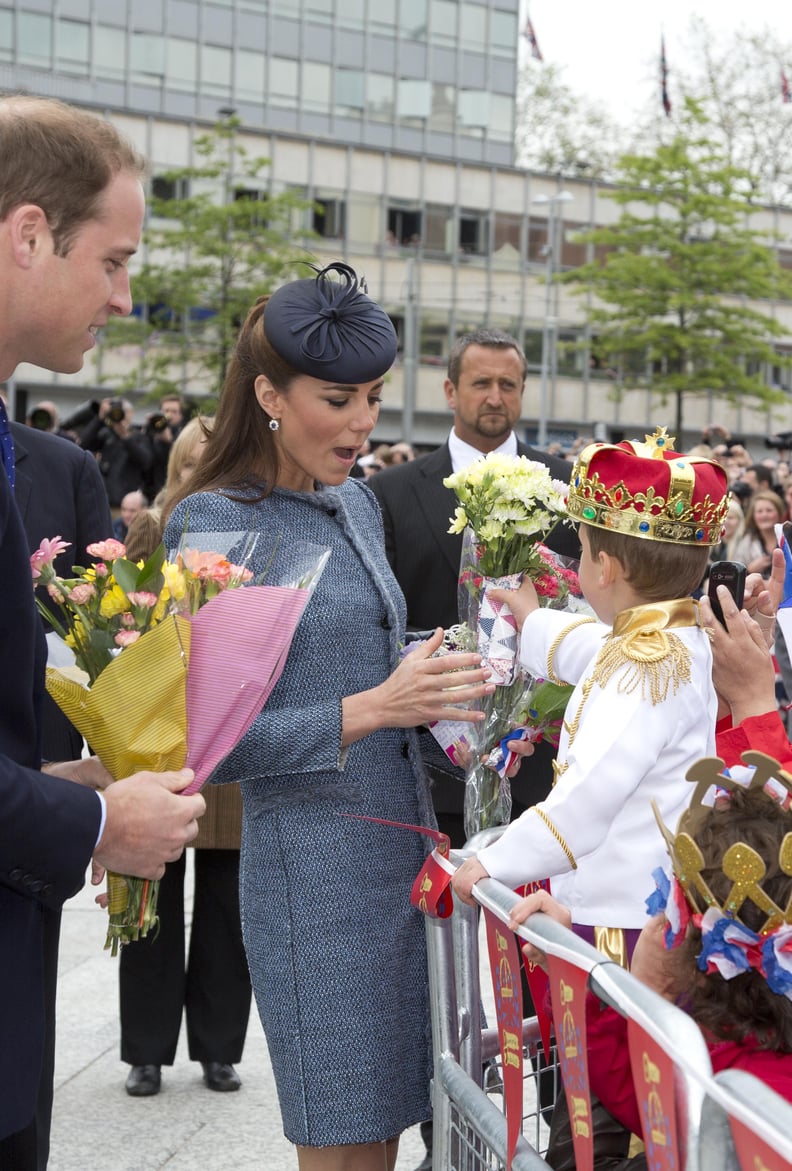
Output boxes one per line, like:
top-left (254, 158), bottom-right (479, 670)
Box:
top-left (268, 418), bottom-right (280, 432)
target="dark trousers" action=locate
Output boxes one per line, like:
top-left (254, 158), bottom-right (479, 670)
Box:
top-left (0, 907), bottom-right (60, 1171)
top-left (120, 849), bottom-right (251, 1066)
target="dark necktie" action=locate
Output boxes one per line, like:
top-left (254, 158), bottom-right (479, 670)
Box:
top-left (0, 398), bottom-right (14, 491)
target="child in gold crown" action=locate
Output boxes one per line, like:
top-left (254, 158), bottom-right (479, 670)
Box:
top-left (511, 752), bottom-right (792, 1169)
top-left (453, 427), bottom-right (730, 964)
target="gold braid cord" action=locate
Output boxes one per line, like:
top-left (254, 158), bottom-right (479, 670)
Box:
top-left (532, 806), bottom-right (577, 870)
top-left (590, 627), bottom-right (692, 706)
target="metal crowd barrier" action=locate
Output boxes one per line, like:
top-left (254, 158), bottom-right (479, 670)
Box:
top-left (427, 832), bottom-right (790, 1171)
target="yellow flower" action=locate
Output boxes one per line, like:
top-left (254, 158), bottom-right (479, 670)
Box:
top-left (163, 562), bottom-right (187, 602)
top-left (99, 583), bottom-right (129, 619)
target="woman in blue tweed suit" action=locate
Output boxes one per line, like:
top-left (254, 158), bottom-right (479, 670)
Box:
top-left (162, 263), bottom-right (494, 1171)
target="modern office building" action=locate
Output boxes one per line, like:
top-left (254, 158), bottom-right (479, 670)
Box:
top-left (2, 0), bottom-right (792, 448)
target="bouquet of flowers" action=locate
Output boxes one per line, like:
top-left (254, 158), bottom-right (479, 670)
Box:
top-left (443, 453), bottom-right (580, 837)
top-left (32, 531), bottom-right (327, 953)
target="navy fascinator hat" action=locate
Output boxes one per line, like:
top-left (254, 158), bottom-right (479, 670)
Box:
top-left (264, 261), bottom-right (398, 384)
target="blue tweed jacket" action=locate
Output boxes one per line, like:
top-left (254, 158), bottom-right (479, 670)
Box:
top-left (164, 477), bottom-right (435, 1147)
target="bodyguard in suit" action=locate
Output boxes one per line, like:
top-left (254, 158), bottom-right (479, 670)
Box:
top-left (371, 327), bottom-right (580, 836)
top-left (371, 327), bottom-right (579, 1171)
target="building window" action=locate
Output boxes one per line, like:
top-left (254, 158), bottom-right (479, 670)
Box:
top-left (0, 10), bottom-right (12, 62)
top-left (335, 68), bottom-right (365, 115)
top-left (303, 61), bottom-right (332, 113)
top-left (420, 314), bottom-right (450, 363)
top-left (366, 73), bottom-right (395, 122)
top-left (94, 25), bottom-right (125, 79)
top-left (314, 197), bottom-right (346, 240)
top-left (491, 10), bottom-right (518, 50)
top-left (527, 220), bottom-right (550, 265)
top-left (429, 0), bottom-right (457, 44)
top-left (56, 18), bottom-right (89, 74)
top-left (167, 37), bottom-right (198, 92)
top-left (337, 0), bottom-right (366, 28)
top-left (130, 33), bottom-right (165, 84)
top-left (400, 0), bottom-right (428, 40)
top-left (493, 213), bottom-right (522, 269)
top-left (459, 2), bottom-right (486, 50)
top-left (459, 211), bottom-right (489, 256)
top-left (424, 205), bottom-right (453, 256)
top-left (430, 83), bottom-right (455, 134)
top-left (152, 176), bottom-right (191, 202)
top-left (18, 12), bottom-right (52, 69)
top-left (560, 223), bottom-right (588, 269)
top-left (201, 44), bottom-right (233, 97)
top-left (397, 79), bottom-right (431, 121)
top-left (268, 57), bottom-right (299, 109)
top-left (387, 205), bottom-right (422, 248)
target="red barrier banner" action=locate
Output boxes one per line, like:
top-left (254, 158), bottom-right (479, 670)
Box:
top-left (515, 881), bottom-right (553, 1061)
top-left (729, 1116), bottom-right (789, 1171)
top-left (627, 1021), bottom-right (680, 1171)
top-left (483, 907), bottom-right (524, 1171)
top-left (410, 846), bottom-right (455, 919)
top-left (547, 955), bottom-right (593, 1171)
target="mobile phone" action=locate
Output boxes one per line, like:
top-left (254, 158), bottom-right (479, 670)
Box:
top-left (707, 561), bottom-right (746, 626)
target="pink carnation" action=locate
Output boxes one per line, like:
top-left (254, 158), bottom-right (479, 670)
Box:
top-left (114, 630), bottom-right (141, 647)
top-left (534, 573), bottom-right (561, 598)
top-left (68, 582), bottom-right (96, 605)
top-left (127, 591), bottom-right (159, 609)
top-left (30, 536), bottom-right (71, 579)
top-left (94, 562), bottom-right (109, 578)
top-left (120, 612), bottom-right (136, 628)
top-left (181, 548), bottom-right (234, 586)
top-left (86, 539), bottom-right (127, 561)
top-left (46, 583), bottom-right (65, 603)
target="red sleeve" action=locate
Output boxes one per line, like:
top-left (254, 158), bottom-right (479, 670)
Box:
top-left (585, 994), bottom-right (643, 1137)
top-left (716, 710), bottom-right (792, 771)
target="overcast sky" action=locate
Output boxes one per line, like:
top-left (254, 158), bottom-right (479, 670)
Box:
top-left (521, 1), bottom-right (792, 122)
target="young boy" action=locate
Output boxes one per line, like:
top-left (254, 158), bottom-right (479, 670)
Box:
top-left (452, 426), bottom-right (730, 965)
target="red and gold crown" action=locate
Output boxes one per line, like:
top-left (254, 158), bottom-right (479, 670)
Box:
top-left (567, 427), bottom-right (729, 545)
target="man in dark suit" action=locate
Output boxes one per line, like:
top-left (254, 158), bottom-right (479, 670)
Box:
top-left (371, 328), bottom-right (579, 1171)
top-left (9, 421), bottom-right (114, 1167)
top-left (0, 94), bottom-right (206, 1167)
top-left (371, 327), bottom-right (580, 842)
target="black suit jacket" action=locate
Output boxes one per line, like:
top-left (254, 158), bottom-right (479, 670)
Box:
top-left (370, 439), bottom-right (582, 841)
top-left (370, 440), bottom-right (580, 631)
top-left (0, 467), bottom-right (101, 1140)
top-left (11, 424), bottom-right (113, 760)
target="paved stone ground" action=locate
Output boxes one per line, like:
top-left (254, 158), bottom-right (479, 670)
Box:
top-left (49, 857), bottom-right (427, 1170)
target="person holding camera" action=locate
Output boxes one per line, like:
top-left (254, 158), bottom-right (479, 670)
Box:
top-left (79, 396), bottom-right (152, 508)
top-left (140, 407), bottom-right (177, 501)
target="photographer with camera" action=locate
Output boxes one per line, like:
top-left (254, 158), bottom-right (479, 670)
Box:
top-left (140, 402), bottom-right (180, 501)
top-left (79, 396), bottom-right (152, 509)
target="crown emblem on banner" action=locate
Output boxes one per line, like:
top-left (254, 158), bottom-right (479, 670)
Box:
top-left (567, 427), bottom-right (729, 546)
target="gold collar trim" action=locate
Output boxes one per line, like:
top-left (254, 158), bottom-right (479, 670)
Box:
top-left (612, 598), bottom-right (700, 638)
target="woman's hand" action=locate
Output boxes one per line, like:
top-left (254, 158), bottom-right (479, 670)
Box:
top-left (744, 546), bottom-right (785, 646)
top-left (699, 588), bottom-right (777, 723)
top-left (342, 628), bottom-right (495, 744)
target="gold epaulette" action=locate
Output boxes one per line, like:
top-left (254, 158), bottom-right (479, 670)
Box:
top-left (589, 598), bottom-right (698, 706)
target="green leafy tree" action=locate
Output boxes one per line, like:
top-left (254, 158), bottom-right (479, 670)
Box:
top-left (560, 103), bottom-right (792, 434)
top-left (515, 59), bottom-right (630, 180)
top-left (100, 117), bottom-right (316, 403)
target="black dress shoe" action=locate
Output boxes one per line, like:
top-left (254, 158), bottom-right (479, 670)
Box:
top-left (201, 1062), bottom-right (241, 1092)
top-left (125, 1064), bottom-right (161, 1097)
